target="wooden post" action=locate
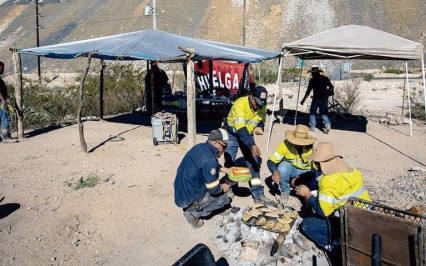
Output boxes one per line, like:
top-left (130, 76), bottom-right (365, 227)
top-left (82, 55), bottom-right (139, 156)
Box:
top-left (11, 50), bottom-right (24, 140)
top-left (186, 58), bottom-right (196, 147)
top-left (99, 59), bottom-right (105, 120)
top-left (78, 54), bottom-right (92, 152)
top-left (401, 76), bottom-right (406, 118)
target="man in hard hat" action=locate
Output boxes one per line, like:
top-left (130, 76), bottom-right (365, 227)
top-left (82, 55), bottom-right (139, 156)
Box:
top-left (223, 86), bottom-right (276, 206)
top-left (174, 128), bottom-right (233, 229)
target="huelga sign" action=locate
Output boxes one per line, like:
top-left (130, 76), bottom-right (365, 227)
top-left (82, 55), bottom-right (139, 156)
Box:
top-left (194, 61), bottom-right (245, 94)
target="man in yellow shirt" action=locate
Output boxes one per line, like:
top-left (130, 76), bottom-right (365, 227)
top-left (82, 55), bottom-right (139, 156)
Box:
top-left (267, 125), bottom-right (320, 208)
top-left (223, 86), bottom-right (275, 206)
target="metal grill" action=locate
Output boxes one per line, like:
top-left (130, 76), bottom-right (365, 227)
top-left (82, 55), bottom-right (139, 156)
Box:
top-left (346, 198), bottom-right (426, 223)
top-left (341, 198), bottom-right (425, 266)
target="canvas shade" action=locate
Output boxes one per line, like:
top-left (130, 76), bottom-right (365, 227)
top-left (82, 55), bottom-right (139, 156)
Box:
top-left (18, 29), bottom-right (281, 63)
top-left (282, 25), bottom-right (423, 60)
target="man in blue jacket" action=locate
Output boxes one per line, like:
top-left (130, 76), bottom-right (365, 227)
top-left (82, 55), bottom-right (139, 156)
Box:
top-left (174, 128), bottom-right (233, 229)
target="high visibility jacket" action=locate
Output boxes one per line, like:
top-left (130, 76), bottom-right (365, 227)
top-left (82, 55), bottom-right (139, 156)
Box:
top-left (318, 168), bottom-right (371, 216)
top-left (226, 96), bottom-right (266, 135)
top-left (268, 140), bottom-right (316, 170)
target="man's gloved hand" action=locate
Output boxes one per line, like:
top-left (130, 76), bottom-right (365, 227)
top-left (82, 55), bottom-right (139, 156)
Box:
top-left (251, 145), bottom-right (261, 157)
top-left (254, 127), bottom-right (264, 135)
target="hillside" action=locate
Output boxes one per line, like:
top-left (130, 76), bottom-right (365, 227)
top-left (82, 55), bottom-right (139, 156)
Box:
top-left (0, 0), bottom-right (425, 74)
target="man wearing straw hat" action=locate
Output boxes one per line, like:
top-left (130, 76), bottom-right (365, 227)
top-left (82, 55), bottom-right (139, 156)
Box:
top-left (294, 142), bottom-right (371, 251)
top-left (267, 124), bottom-right (321, 209)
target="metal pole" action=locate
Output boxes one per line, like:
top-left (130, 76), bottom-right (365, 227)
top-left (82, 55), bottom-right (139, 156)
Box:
top-left (243, 0), bottom-right (246, 46)
top-left (36, 0), bottom-right (41, 80)
top-left (372, 234), bottom-right (382, 266)
top-left (152, 0), bottom-right (157, 30)
top-left (406, 61), bottom-right (412, 137)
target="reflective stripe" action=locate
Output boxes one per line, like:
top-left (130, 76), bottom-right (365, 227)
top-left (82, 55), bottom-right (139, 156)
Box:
top-left (250, 178), bottom-right (262, 186)
top-left (319, 186), bottom-right (367, 205)
top-left (247, 120), bottom-right (259, 126)
top-left (205, 179), bottom-right (220, 189)
top-left (286, 159), bottom-right (310, 168)
top-left (273, 151), bottom-right (283, 161)
top-left (234, 118), bottom-right (246, 123)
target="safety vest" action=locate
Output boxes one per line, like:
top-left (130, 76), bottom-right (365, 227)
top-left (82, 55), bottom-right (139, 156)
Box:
top-left (269, 140), bottom-right (316, 170)
top-left (226, 96), bottom-right (266, 135)
top-left (318, 168), bottom-right (371, 216)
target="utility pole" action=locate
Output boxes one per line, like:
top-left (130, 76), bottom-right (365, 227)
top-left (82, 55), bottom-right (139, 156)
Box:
top-left (152, 0), bottom-right (157, 30)
top-left (145, 0), bottom-right (157, 30)
top-left (35, 0), bottom-right (41, 80)
top-left (243, 0), bottom-right (246, 46)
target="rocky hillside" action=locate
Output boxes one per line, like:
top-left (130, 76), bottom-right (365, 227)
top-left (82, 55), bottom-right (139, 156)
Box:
top-left (0, 0), bottom-right (425, 73)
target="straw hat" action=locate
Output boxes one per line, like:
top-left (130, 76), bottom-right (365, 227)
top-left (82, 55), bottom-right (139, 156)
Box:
top-left (285, 125), bottom-right (316, 146)
top-left (306, 142), bottom-right (353, 174)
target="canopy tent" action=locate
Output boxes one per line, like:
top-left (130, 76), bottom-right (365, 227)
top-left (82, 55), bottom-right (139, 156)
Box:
top-left (18, 29), bottom-right (280, 62)
top-left (13, 29), bottom-right (281, 151)
top-left (267, 25), bottom-right (425, 148)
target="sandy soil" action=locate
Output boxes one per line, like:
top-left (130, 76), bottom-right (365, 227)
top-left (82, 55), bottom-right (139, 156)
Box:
top-left (0, 80), bottom-right (425, 265)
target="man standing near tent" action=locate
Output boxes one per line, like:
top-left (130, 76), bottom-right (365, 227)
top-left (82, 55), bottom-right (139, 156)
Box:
top-left (145, 61), bottom-right (169, 114)
top-left (300, 65), bottom-right (334, 134)
top-left (223, 86), bottom-right (276, 206)
top-left (0, 61), bottom-right (17, 143)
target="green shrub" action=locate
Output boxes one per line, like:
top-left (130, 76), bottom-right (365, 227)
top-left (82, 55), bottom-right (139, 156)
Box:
top-left (411, 104), bottom-right (425, 120)
top-left (7, 63), bottom-right (145, 130)
top-left (384, 68), bottom-right (404, 74)
top-left (334, 79), bottom-right (362, 114)
top-left (363, 73), bottom-right (374, 81)
top-left (73, 174), bottom-right (100, 190)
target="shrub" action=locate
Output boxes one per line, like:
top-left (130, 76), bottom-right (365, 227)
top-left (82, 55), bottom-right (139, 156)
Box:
top-left (363, 73), bottom-right (374, 81)
top-left (73, 174), bottom-right (100, 190)
top-left (7, 63), bottom-right (145, 130)
top-left (334, 79), bottom-right (362, 113)
top-left (384, 68), bottom-right (404, 74)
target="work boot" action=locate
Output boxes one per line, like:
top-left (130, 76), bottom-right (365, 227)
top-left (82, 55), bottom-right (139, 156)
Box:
top-left (183, 211), bottom-right (204, 229)
top-left (254, 196), bottom-right (278, 208)
top-left (309, 127), bottom-right (316, 132)
top-left (1, 134), bottom-right (18, 143)
top-left (323, 125), bottom-right (331, 134)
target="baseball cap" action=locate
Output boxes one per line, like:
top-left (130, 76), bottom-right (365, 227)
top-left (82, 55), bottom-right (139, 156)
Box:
top-left (208, 128), bottom-right (229, 145)
top-left (253, 86), bottom-right (268, 106)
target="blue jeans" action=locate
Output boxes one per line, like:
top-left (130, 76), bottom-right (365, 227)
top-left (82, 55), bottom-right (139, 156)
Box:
top-left (0, 100), bottom-right (11, 129)
top-left (185, 192), bottom-right (230, 219)
top-left (224, 132), bottom-right (265, 199)
top-left (309, 98), bottom-right (331, 129)
top-left (299, 215), bottom-right (340, 251)
top-left (277, 161), bottom-right (321, 194)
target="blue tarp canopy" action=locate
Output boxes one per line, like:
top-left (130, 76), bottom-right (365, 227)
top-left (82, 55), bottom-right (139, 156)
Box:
top-left (17, 29), bottom-right (281, 63)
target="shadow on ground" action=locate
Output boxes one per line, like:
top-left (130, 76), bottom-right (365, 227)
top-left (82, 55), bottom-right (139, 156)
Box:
top-left (0, 203), bottom-right (21, 219)
top-left (277, 109), bottom-right (368, 133)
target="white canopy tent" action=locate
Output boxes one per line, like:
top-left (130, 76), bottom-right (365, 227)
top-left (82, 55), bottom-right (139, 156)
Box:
top-left (267, 25), bottom-right (425, 148)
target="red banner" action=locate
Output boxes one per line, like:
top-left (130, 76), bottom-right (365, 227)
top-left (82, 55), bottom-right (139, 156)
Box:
top-left (194, 61), bottom-right (246, 94)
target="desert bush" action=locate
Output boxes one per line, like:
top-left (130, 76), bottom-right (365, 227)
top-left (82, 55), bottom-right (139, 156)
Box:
top-left (7, 63), bottom-right (145, 130)
top-left (73, 174), bottom-right (100, 190)
top-left (409, 86), bottom-right (425, 120)
top-left (334, 79), bottom-right (362, 113)
top-left (384, 67), bottom-right (404, 74)
top-left (363, 73), bottom-right (374, 81)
